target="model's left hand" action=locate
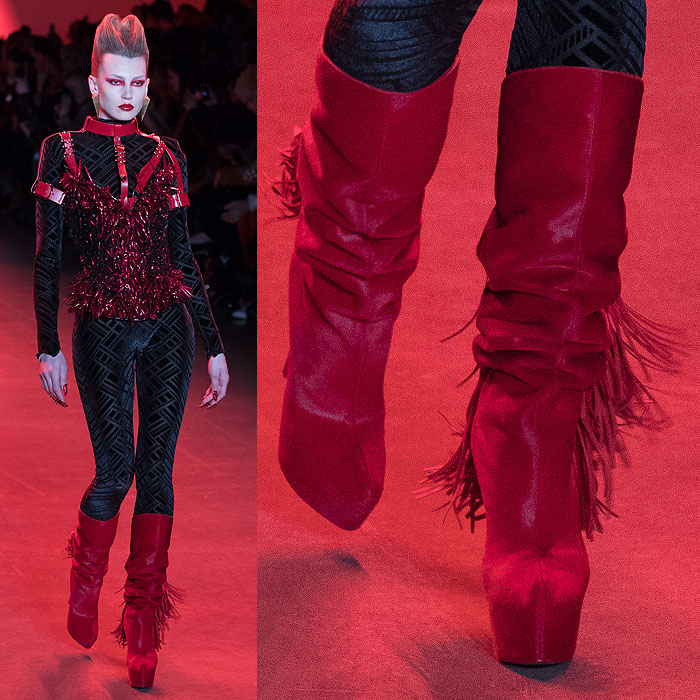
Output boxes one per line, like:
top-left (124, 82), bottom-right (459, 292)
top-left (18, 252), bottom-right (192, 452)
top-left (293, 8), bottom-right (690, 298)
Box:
top-left (199, 353), bottom-right (229, 408)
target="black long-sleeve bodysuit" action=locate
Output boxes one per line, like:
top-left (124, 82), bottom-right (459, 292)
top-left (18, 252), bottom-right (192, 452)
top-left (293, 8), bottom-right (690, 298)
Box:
top-left (33, 117), bottom-right (224, 520)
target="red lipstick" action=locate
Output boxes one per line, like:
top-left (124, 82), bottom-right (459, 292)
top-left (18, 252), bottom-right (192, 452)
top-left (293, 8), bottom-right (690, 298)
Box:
top-left (119, 104), bottom-right (134, 111)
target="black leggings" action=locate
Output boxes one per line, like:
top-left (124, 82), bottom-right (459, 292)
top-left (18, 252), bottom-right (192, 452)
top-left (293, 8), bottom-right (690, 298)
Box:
top-left (72, 302), bottom-right (195, 521)
top-left (323, 0), bottom-right (646, 92)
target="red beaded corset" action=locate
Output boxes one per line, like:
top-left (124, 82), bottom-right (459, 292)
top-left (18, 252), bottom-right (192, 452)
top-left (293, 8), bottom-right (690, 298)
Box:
top-left (36, 118), bottom-right (193, 320)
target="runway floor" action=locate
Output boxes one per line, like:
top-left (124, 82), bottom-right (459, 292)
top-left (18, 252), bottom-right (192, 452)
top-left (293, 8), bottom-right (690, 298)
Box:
top-left (258, 1), bottom-right (700, 698)
top-left (0, 216), bottom-right (256, 699)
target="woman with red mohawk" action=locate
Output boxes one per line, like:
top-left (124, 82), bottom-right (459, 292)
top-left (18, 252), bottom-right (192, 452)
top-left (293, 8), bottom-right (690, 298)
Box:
top-left (33, 13), bottom-right (228, 689)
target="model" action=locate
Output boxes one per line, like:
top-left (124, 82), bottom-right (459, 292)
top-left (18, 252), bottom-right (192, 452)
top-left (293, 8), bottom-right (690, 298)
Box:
top-left (274, 0), bottom-right (682, 666)
top-left (33, 14), bottom-right (229, 689)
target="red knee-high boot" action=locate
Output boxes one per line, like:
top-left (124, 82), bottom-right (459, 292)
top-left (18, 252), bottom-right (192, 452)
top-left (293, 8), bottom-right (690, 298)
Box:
top-left (274, 47), bottom-right (459, 530)
top-left (66, 509), bottom-right (119, 648)
top-left (112, 514), bottom-right (182, 689)
top-left (421, 66), bottom-right (681, 664)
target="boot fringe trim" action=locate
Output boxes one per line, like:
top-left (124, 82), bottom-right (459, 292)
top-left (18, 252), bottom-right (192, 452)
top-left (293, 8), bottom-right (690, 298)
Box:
top-left (111, 601), bottom-right (127, 648)
top-left (154, 581), bottom-right (184, 650)
top-left (416, 298), bottom-right (685, 539)
top-left (413, 368), bottom-right (488, 532)
top-left (111, 581), bottom-right (185, 650)
top-left (65, 532), bottom-right (74, 558)
top-left (576, 297), bottom-right (686, 539)
top-left (270, 125), bottom-right (303, 219)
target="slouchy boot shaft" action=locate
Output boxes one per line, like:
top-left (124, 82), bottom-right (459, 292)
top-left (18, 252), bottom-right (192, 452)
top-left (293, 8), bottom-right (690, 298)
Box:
top-left (278, 47), bottom-right (459, 529)
top-left (113, 513), bottom-right (182, 689)
top-left (66, 509), bottom-right (119, 648)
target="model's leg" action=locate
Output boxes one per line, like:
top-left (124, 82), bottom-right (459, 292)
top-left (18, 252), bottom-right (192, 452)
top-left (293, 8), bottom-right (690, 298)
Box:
top-left (113, 303), bottom-right (194, 689)
top-left (323, 0), bottom-right (483, 92)
top-left (66, 315), bottom-right (138, 648)
top-left (74, 316), bottom-right (138, 520)
top-left (423, 0), bottom-right (680, 665)
top-left (506, 0), bottom-right (646, 76)
top-left (275, 0), bottom-right (482, 529)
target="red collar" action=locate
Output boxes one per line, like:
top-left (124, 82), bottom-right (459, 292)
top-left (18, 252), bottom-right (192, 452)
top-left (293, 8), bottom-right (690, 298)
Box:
top-left (83, 116), bottom-right (139, 136)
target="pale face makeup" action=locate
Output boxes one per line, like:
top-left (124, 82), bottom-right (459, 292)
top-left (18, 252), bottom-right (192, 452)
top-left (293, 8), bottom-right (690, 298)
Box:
top-left (88, 53), bottom-right (150, 121)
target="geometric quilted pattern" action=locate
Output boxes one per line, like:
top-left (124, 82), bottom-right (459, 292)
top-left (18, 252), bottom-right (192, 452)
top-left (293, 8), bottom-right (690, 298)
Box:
top-left (73, 302), bottom-right (195, 520)
top-left (324, 0), bottom-right (484, 92)
top-left (506, 0), bottom-right (646, 77)
top-left (322, 0), bottom-right (645, 92)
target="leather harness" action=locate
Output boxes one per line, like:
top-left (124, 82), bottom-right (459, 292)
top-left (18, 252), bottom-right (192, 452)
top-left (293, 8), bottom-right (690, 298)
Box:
top-left (31, 116), bottom-right (189, 211)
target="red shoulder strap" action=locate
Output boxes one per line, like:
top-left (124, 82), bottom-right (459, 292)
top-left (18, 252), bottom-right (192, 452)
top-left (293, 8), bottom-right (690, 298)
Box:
top-left (161, 143), bottom-right (189, 208)
top-left (59, 132), bottom-right (78, 174)
top-left (135, 133), bottom-right (189, 207)
top-left (135, 134), bottom-right (167, 193)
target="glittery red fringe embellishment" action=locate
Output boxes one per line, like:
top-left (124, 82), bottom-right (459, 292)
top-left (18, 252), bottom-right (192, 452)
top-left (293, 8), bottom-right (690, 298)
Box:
top-left (271, 125), bottom-right (303, 218)
top-left (111, 581), bottom-right (184, 651)
top-left (575, 297), bottom-right (686, 540)
top-left (58, 162), bottom-right (193, 320)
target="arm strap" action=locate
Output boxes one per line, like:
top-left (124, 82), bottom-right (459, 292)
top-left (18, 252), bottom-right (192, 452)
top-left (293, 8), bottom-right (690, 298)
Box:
top-left (31, 131), bottom-right (76, 203)
top-left (31, 179), bottom-right (65, 204)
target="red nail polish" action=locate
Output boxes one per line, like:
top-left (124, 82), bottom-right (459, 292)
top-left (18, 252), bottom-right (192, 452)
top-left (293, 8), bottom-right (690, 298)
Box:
top-left (63, 384), bottom-right (68, 395)
top-left (213, 391), bottom-right (218, 401)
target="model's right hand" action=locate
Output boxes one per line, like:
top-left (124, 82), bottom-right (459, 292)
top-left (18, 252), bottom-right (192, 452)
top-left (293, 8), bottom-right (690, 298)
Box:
top-left (38, 350), bottom-right (68, 407)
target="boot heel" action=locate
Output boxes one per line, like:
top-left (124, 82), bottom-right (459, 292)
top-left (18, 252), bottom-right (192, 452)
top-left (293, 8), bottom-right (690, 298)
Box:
top-left (127, 654), bottom-right (157, 689)
top-left (486, 549), bottom-right (590, 664)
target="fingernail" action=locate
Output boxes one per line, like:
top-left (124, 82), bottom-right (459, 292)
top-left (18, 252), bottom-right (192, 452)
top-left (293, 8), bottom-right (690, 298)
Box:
top-left (213, 391), bottom-right (218, 401)
top-left (63, 384), bottom-right (68, 394)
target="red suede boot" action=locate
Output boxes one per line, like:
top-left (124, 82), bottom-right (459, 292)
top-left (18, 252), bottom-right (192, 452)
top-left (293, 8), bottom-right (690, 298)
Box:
top-left (421, 66), bottom-right (680, 664)
top-left (66, 509), bottom-right (119, 648)
top-left (112, 514), bottom-right (182, 689)
top-left (274, 47), bottom-right (459, 530)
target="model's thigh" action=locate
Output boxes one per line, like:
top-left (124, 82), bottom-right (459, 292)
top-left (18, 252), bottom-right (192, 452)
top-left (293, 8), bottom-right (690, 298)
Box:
top-left (72, 316), bottom-right (138, 519)
top-left (133, 303), bottom-right (195, 515)
top-left (323, 0), bottom-right (485, 91)
top-left (506, 0), bottom-right (646, 76)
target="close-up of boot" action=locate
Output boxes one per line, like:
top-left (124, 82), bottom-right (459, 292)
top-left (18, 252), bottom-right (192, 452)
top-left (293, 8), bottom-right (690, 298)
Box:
top-left (424, 61), bottom-right (664, 665)
top-left (66, 509), bottom-right (119, 649)
top-left (275, 46), bottom-right (460, 531)
top-left (112, 514), bottom-right (181, 689)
